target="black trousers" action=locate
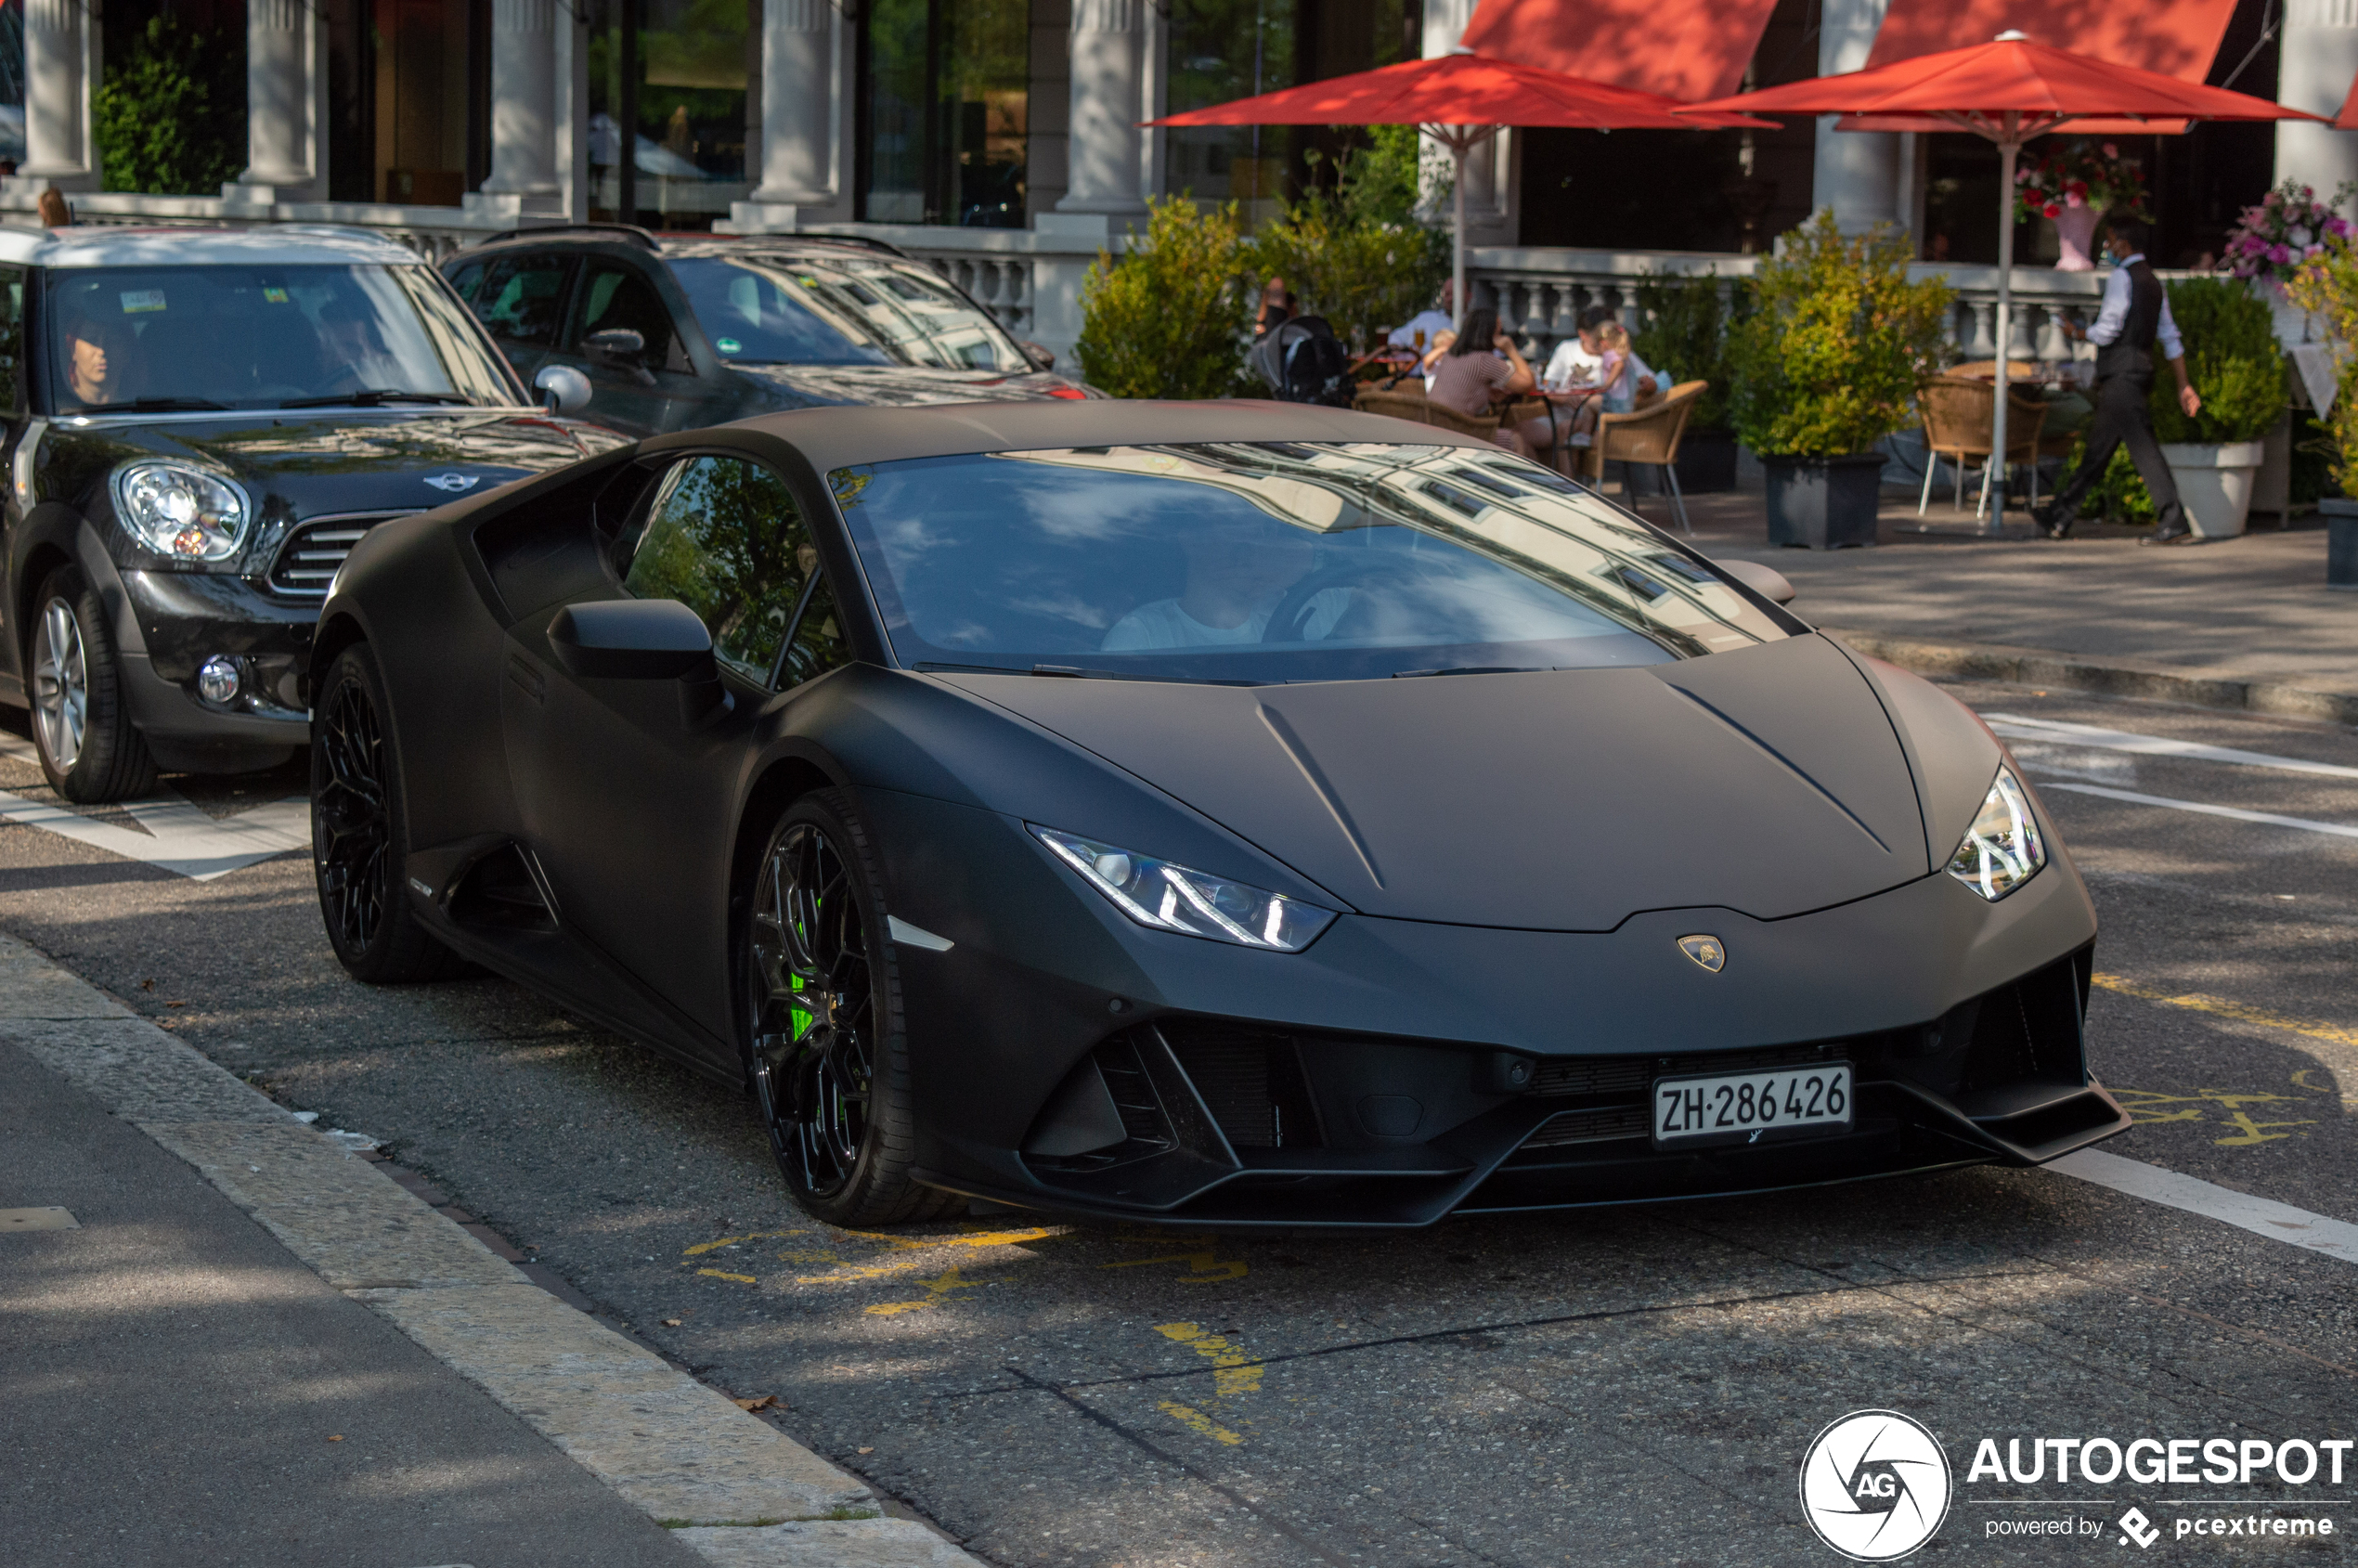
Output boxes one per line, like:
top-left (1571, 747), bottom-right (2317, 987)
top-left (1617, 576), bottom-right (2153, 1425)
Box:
top-left (2049, 369), bottom-right (2187, 531)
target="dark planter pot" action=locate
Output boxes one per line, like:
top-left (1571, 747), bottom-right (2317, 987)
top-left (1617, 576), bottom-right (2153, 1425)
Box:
top-left (1676, 428), bottom-right (1739, 493)
top-left (2323, 498), bottom-right (2358, 590)
top-left (1764, 453), bottom-right (1885, 550)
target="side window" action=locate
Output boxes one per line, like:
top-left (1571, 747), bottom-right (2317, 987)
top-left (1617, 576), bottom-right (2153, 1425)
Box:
top-left (446, 261), bottom-right (486, 305)
top-left (0, 266), bottom-right (22, 417)
top-left (622, 456), bottom-right (811, 684)
top-left (572, 261), bottom-right (684, 370)
top-left (777, 572), bottom-right (853, 689)
top-left (473, 253), bottom-right (574, 347)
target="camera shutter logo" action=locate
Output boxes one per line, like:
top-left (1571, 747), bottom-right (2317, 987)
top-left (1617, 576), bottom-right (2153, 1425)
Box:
top-left (1799, 1409), bottom-right (1952, 1561)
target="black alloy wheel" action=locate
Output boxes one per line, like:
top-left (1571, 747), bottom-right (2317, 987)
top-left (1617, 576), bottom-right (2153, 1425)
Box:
top-left (746, 790), bottom-right (948, 1225)
top-left (28, 564), bottom-right (156, 802)
top-left (311, 644), bottom-right (459, 983)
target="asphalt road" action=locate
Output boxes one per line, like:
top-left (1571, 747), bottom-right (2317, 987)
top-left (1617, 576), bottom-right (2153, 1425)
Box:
top-left (2, 679), bottom-right (2354, 1565)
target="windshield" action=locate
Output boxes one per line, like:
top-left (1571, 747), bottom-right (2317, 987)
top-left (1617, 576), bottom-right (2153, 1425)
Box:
top-left (830, 443), bottom-right (1794, 683)
top-left (671, 253), bottom-right (1028, 372)
top-left (45, 265), bottom-right (519, 413)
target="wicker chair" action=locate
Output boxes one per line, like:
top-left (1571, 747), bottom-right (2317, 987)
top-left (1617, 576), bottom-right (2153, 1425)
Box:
top-left (1352, 382), bottom-right (1525, 444)
top-left (1918, 373), bottom-right (2048, 519)
top-left (1575, 381), bottom-right (1709, 533)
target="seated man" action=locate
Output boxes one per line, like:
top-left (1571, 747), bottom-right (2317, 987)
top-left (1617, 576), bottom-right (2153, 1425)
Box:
top-left (315, 304), bottom-right (410, 393)
top-left (1103, 516), bottom-right (1347, 650)
top-left (1387, 283), bottom-right (1457, 356)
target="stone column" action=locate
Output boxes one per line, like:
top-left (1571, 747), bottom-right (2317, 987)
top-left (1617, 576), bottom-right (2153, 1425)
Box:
top-left (479, 0), bottom-right (563, 205)
top-left (1811, 0), bottom-right (1900, 231)
top-left (731, 0), bottom-right (836, 231)
top-left (1054, 0), bottom-right (1147, 220)
top-left (2276, 0), bottom-right (2358, 205)
top-left (234, 0), bottom-right (318, 201)
top-left (9, 0), bottom-right (97, 195)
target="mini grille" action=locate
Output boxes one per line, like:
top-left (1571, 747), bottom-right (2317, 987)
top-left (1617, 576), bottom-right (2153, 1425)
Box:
top-left (1521, 1105), bottom-right (1650, 1147)
top-left (1527, 1041), bottom-right (1845, 1099)
top-left (267, 513), bottom-right (408, 597)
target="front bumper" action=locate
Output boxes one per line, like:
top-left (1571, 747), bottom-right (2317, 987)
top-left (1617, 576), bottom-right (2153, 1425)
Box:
top-left (871, 792), bottom-right (2123, 1228)
top-left (115, 567), bottom-right (314, 767)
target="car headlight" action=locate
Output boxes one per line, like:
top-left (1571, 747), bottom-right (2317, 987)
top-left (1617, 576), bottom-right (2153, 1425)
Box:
top-left (1945, 766), bottom-right (2045, 901)
top-left (1032, 825), bottom-right (1336, 952)
top-left (111, 462), bottom-right (251, 563)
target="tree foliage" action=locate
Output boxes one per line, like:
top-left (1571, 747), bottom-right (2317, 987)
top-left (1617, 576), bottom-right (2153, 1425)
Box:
top-left (1074, 198), bottom-right (1258, 399)
top-left (1728, 212), bottom-right (1954, 458)
top-left (2288, 235), bottom-right (2358, 492)
top-left (95, 15), bottom-right (246, 197)
top-left (1629, 270), bottom-right (1752, 433)
top-left (1245, 134), bottom-right (1452, 356)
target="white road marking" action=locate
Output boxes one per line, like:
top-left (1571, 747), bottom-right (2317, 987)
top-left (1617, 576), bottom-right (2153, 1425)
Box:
top-left (2050, 1148), bottom-right (2358, 1265)
top-left (2034, 781), bottom-right (2358, 841)
top-left (1984, 713), bottom-right (2358, 780)
top-left (0, 787), bottom-right (309, 880)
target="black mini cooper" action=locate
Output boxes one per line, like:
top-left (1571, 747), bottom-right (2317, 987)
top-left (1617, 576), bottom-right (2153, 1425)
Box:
top-left (0, 225), bottom-right (624, 801)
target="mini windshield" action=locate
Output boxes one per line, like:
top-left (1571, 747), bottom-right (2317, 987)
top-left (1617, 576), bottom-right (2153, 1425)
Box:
top-left (672, 254), bottom-right (1027, 372)
top-left (831, 443), bottom-right (1794, 683)
top-left (45, 265), bottom-right (517, 413)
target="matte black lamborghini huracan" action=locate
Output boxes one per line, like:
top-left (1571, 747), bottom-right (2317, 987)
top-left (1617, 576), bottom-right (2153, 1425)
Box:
top-left (309, 401), bottom-right (2130, 1228)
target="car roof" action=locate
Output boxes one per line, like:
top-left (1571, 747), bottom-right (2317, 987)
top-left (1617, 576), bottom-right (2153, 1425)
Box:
top-left (659, 401), bottom-right (1495, 473)
top-left (0, 224), bottom-right (429, 269)
top-left (442, 228), bottom-right (913, 266)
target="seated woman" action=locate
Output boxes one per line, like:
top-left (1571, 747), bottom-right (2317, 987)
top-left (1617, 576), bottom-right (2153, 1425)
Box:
top-left (1423, 308), bottom-right (1536, 452)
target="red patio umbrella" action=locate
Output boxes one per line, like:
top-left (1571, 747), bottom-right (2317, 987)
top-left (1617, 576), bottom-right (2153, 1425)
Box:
top-left (1686, 31), bottom-right (2324, 526)
top-left (1150, 50), bottom-right (1769, 336)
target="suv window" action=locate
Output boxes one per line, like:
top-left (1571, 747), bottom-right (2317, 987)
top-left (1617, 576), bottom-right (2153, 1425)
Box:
top-left (623, 456), bottom-right (815, 685)
top-left (473, 253), bottom-right (575, 347)
top-left (0, 266), bottom-right (23, 417)
top-left (572, 261), bottom-right (684, 371)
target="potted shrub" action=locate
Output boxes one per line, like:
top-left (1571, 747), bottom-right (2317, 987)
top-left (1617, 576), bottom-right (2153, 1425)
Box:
top-left (1729, 212), bottom-right (1954, 548)
top-left (2287, 237), bottom-right (2358, 585)
top-left (1631, 268), bottom-right (1752, 492)
top-left (2148, 277), bottom-right (2286, 538)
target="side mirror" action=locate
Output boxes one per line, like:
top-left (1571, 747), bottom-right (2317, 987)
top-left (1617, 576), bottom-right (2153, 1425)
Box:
top-left (549, 599), bottom-right (730, 723)
top-left (583, 327), bottom-right (647, 366)
top-left (535, 364), bottom-right (592, 415)
top-left (1717, 557), bottom-right (1797, 606)
top-left (1019, 339), bottom-right (1057, 371)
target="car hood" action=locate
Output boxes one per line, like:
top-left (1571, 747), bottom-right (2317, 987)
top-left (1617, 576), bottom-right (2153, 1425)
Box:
top-left (941, 635), bottom-right (1933, 930)
top-left (44, 408), bottom-right (606, 521)
top-left (723, 362), bottom-right (1091, 408)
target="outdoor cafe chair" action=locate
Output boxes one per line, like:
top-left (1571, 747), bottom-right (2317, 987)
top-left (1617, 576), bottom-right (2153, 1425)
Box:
top-left (1575, 380), bottom-right (1708, 534)
top-left (1917, 373), bottom-right (2047, 521)
top-left (1353, 382), bottom-right (1507, 443)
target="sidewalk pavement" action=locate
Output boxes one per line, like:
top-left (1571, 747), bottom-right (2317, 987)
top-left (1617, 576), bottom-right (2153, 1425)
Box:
top-left (1636, 486), bottom-right (2358, 726)
top-left (0, 933), bottom-right (976, 1568)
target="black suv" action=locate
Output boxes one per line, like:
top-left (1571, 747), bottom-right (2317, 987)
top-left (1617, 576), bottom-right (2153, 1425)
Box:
top-left (1, 225), bottom-right (623, 801)
top-left (441, 228), bottom-right (1093, 437)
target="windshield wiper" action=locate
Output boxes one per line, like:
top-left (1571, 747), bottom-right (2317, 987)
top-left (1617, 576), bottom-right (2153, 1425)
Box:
top-left (73, 397), bottom-right (230, 413)
top-left (279, 390), bottom-right (474, 408)
top-left (1391, 666), bottom-right (1548, 678)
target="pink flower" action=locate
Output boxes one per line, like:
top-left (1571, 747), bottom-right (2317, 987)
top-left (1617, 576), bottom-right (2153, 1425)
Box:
top-left (2271, 243), bottom-right (2295, 264)
top-left (2331, 216), bottom-right (2352, 237)
top-left (2267, 191), bottom-right (2283, 206)
top-left (2309, 243), bottom-right (2326, 258)
top-left (2065, 191), bottom-right (2085, 209)
top-left (2102, 142), bottom-right (2118, 157)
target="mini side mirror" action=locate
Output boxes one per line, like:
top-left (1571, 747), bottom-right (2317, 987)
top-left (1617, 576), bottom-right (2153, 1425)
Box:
top-left (535, 364), bottom-right (592, 415)
top-left (1718, 558), bottom-right (1797, 606)
top-left (1019, 339), bottom-right (1057, 371)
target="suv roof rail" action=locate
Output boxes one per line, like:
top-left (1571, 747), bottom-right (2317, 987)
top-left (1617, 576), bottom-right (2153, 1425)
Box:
top-left (470, 223), bottom-right (662, 253)
top-left (772, 231), bottom-right (911, 259)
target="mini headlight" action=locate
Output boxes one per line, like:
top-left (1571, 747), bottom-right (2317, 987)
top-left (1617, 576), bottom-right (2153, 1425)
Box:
top-left (1946, 766), bottom-right (2045, 901)
top-left (1032, 825), bottom-right (1336, 952)
top-left (111, 462), bottom-right (251, 563)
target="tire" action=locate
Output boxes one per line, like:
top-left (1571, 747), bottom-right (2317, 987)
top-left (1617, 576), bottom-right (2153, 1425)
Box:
top-left (27, 564), bottom-right (156, 803)
top-left (745, 788), bottom-right (952, 1227)
top-left (310, 642), bottom-right (462, 983)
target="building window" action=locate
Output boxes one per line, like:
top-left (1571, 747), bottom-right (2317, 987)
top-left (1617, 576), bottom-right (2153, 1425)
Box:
top-left (585, 0), bottom-right (754, 232)
top-left (858, 0), bottom-right (1030, 227)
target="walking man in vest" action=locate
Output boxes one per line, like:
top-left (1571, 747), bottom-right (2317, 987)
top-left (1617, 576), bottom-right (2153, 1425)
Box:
top-left (2036, 217), bottom-right (2203, 543)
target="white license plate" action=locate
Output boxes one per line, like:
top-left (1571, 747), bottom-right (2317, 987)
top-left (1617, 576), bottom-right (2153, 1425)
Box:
top-left (1652, 1063), bottom-right (1853, 1147)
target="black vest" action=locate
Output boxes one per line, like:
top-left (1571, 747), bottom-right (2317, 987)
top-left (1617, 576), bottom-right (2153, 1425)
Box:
top-left (2094, 261), bottom-right (2163, 382)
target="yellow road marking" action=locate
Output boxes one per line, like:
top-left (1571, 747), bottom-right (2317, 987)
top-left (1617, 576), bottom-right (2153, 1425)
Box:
top-left (2093, 973), bottom-right (2358, 1107)
top-left (1158, 1401), bottom-right (1244, 1445)
top-left (796, 1227), bottom-right (1062, 1286)
top-left (865, 1265), bottom-right (981, 1316)
top-left (1155, 1321), bottom-right (1264, 1398)
top-left (1100, 1247), bottom-right (1248, 1284)
top-left (2214, 1110), bottom-right (2319, 1146)
top-left (681, 1230), bottom-right (807, 1256)
top-left (696, 1268), bottom-right (757, 1283)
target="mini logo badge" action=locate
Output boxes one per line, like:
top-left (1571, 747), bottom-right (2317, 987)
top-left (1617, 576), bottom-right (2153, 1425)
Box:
top-left (2118, 1507), bottom-right (2159, 1549)
top-left (1678, 934), bottom-right (1726, 972)
top-left (1800, 1409), bottom-right (1952, 1561)
top-left (423, 473), bottom-right (480, 493)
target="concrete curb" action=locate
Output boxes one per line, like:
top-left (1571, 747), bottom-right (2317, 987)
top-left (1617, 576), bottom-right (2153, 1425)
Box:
top-left (0, 931), bottom-right (980, 1568)
top-left (1823, 628), bottom-right (2358, 729)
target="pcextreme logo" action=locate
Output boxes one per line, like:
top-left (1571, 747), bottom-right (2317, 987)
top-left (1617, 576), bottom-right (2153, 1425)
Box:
top-left (1800, 1410), bottom-right (1954, 1562)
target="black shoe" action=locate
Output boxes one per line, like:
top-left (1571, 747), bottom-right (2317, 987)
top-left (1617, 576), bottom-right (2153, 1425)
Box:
top-left (2032, 502), bottom-right (2074, 538)
top-left (2138, 526), bottom-right (2193, 547)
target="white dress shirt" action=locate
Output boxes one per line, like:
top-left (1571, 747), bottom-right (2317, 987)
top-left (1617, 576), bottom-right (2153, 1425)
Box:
top-left (2085, 253), bottom-right (2183, 362)
top-left (1541, 338), bottom-right (1662, 394)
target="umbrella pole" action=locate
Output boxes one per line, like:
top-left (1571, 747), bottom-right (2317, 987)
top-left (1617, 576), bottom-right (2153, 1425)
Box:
top-left (1988, 129), bottom-right (2019, 534)
top-left (1453, 136), bottom-right (1470, 331)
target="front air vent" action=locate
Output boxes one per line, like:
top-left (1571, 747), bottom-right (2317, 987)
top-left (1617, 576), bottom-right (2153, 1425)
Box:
top-left (266, 512), bottom-right (415, 597)
top-left (1159, 1020), bottom-right (1324, 1150)
top-left (447, 843), bottom-right (558, 932)
top-left (1522, 1105), bottom-right (1650, 1147)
